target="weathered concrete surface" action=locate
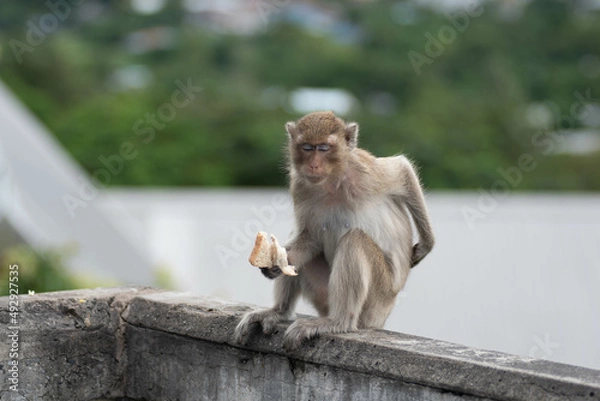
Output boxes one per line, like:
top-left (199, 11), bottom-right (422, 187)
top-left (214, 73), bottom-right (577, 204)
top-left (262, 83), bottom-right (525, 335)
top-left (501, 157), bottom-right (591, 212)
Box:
top-left (1, 288), bottom-right (599, 401)
top-left (0, 287), bottom-right (158, 401)
top-left (125, 324), bottom-right (492, 401)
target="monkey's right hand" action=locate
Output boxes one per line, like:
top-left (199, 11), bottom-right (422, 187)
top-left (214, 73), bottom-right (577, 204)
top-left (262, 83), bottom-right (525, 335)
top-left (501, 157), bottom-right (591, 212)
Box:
top-left (260, 266), bottom-right (283, 279)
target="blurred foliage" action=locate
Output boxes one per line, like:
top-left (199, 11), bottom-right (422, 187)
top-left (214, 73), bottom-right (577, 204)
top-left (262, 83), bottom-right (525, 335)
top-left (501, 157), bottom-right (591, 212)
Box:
top-left (153, 264), bottom-right (175, 290)
top-left (0, 0), bottom-right (599, 190)
top-left (0, 245), bottom-right (80, 295)
top-left (0, 243), bottom-right (178, 295)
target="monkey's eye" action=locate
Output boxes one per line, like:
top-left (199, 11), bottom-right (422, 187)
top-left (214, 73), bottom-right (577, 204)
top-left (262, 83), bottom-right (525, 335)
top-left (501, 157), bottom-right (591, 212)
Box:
top-left (316, 144), bottom-right (330, 152)
top-left (302, 144), bottom-right (315, 152)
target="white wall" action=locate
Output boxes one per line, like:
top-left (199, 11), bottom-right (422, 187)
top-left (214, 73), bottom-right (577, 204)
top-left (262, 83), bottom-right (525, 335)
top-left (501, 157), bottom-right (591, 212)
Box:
top-left (99, 189), bottom-right (600, 371)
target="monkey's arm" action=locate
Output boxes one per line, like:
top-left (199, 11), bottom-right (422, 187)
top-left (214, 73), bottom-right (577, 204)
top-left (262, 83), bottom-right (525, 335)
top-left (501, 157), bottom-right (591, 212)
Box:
top-left (384, 156), bottom-right (435, 267)
top-left (286, 229), bottom-right (320, 268)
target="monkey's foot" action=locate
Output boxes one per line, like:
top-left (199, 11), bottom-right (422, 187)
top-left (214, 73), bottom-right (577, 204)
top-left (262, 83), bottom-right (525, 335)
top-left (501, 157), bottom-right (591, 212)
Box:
top-left (233, 309), bottom-right (291, 345)
top-left (283, 317), bottom-right (349, 351)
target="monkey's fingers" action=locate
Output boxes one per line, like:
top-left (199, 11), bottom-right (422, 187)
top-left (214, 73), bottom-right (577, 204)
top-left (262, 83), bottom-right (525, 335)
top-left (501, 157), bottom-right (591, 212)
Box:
top-left (260, 266), bottom-right (282, 279)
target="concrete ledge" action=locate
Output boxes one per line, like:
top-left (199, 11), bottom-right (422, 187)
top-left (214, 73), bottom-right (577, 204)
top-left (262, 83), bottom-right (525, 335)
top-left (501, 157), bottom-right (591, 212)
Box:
top-left (1, 288), bottom-right (599, 401)
top-left (123, 291), bottom-right (600, 401)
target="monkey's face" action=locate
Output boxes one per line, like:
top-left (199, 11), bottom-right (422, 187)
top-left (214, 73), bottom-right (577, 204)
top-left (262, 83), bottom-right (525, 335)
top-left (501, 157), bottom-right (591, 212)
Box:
top-left (295, 140), bottom-right (340, 184)
top-left (285, 111), bottom-right (353, 185)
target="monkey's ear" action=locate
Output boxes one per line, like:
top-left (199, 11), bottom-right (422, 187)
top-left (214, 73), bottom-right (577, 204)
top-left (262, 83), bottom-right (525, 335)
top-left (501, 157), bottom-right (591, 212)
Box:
top-left (345, 122), bottom-right (359, 150)
top-left (285, 122), bottom-right (297, 139)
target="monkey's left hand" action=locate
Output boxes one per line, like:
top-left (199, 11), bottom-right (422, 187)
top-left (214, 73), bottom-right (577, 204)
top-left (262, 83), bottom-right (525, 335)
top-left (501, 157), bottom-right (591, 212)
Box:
top-left (410, 243), bottom-right (430, 268)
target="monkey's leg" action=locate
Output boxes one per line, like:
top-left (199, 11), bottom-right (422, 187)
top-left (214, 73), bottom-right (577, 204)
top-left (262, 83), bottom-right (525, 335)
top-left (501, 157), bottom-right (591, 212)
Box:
top-left (233, 274), bottom-right (301, 345)
top-left (283, 229), bottom-right (385, 350)
top-left (299, 254), bottom-right (331, 317)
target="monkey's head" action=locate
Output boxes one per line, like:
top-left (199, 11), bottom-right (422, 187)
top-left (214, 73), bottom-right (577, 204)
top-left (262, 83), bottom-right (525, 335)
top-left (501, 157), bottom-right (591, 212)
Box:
top-left (285, 111), bottom-right (358, 185)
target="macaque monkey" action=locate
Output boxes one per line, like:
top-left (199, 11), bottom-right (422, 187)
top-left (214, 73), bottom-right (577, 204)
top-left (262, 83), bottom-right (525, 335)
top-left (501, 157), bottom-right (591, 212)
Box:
top-left (234, 111), bottom-right (434, 350)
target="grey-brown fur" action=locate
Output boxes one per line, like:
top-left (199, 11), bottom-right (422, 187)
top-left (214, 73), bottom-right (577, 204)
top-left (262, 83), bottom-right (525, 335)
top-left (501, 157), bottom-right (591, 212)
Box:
top-left (234, 111), bottom-right (435, 350)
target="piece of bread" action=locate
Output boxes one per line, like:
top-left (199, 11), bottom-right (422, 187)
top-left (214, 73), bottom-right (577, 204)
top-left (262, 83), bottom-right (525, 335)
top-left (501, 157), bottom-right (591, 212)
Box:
top-left (270, 235), bottom-right (297, 276)
top-left (248, 232), bottom-right (271, 267)
top-left (248, 232), bottom-right (297, 276)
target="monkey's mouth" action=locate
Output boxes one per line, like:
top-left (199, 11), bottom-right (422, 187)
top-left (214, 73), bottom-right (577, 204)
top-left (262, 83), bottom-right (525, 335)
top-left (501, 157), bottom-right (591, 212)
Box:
top-left (306, 174), bottom-right (325, 184)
